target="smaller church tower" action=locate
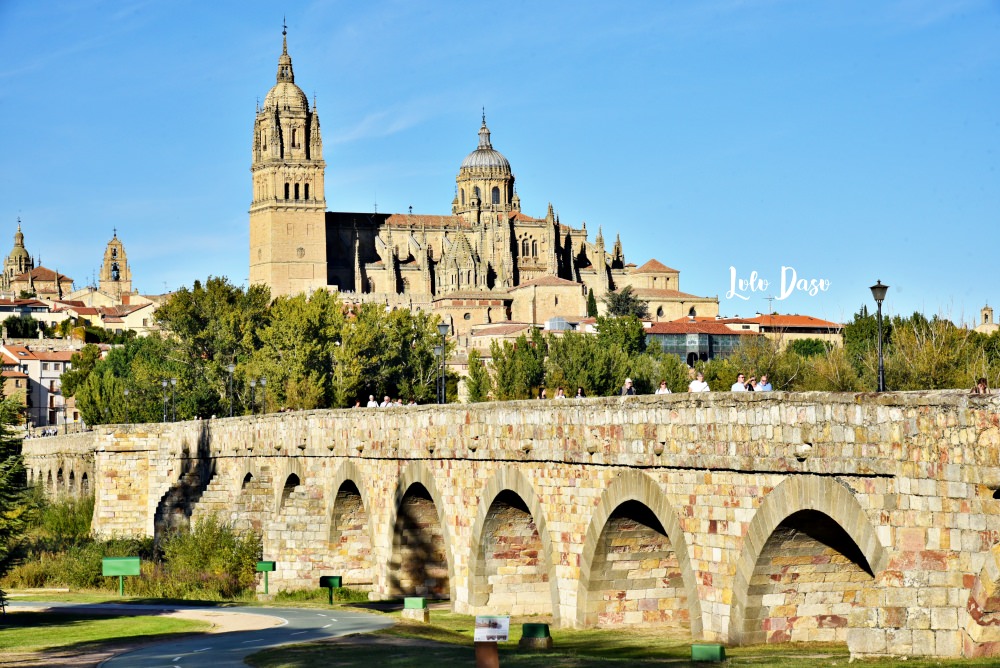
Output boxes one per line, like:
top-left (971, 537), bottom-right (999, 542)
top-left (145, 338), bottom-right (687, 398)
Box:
top-left (3, 219), bottom-right (34, 292)
top-left (99, 231), bottom-right (132, 300)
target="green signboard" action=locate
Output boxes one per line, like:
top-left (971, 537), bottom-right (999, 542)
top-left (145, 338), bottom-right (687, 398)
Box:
top-left (102, 557), bottom-right (141, 596)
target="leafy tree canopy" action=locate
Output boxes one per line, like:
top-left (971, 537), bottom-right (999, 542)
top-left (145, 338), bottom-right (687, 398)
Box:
top-left (602, 285), bottom-right (649, 319)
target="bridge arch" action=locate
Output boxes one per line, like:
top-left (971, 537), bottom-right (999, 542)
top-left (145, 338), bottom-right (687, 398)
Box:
top-left (272, 458), bottom-right (307, 514)
top-left (325, 459), bottom-right (376, 590)
top-left (575, 470), bottom-right (703, 638)
top-left (467, 467), bottom-right (559, 621)
top-left (384, 461), bottom-right (456, 601)
top-left (728, 475), bottom-right (888, 646)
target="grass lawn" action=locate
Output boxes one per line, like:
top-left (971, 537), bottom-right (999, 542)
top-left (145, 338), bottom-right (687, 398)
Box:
top-left (246, 608), bottom-right (1000, 668)
top-left (0, 610), bottom-right (210, 652)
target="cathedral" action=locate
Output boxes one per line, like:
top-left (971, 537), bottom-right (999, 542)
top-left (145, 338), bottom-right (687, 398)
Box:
top-left (250, 31), bottom-right (718, 336)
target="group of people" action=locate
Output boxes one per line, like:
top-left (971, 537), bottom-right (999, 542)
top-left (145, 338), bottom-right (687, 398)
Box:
top-left (360, 395), bottom-right (418, 408)
top-left (619, 371), bottom-right (772, 396)
top-left (538, 387), bottom-right (586, 400)
top-left (730, 373), bottom-right (772, 392)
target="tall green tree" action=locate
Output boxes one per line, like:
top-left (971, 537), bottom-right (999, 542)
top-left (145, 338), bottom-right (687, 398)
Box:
top-left (60, 344), bottom-right (103, 397)
top-left (0, 397), bottom-right (36, 573)
top-left (602, 285), bottom-right (649, 319)
top-left (490, 330), bottom-right (546, 400)
top-left (465, 349), bottom-right (489, 402)
top-left (586, 289), bottom-right (598, 318)
top-left (596, 315), bottom-right (647, 355)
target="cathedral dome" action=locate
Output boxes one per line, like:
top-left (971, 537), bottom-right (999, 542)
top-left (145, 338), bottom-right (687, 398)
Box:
top-left (263, 81), bottom-right (309, 111)
top-left (460, 117), bottom-right (511, 172)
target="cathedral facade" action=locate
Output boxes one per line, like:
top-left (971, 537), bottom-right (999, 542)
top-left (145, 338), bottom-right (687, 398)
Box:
top-left (250, 32), bottom-right (718, 336)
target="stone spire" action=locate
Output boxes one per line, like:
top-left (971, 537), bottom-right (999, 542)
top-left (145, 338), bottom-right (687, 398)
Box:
top-left (478, 111), bottom-right (493, 150)
top-left (276, 21), bottom-right (294, 84)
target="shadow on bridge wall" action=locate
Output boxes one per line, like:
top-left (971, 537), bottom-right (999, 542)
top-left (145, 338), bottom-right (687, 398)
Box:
top-left (153, 420), bottom-right (216, 540)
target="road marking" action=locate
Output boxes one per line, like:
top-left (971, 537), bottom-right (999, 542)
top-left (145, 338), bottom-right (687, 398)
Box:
top-left (173, 658), bottom-right (182, 662)
top-left (291, 630), bottom-right (307, 635)
top-left (323, 624), bottom-right (332, 628)
top-left (317, 613), bottom-right (327, 617)
top-left (241, 639), bottom-right (264, 644)
top-left (329, 618), bottom-right (338, 622)
top-left (193, 647), bottom-right (212, 652)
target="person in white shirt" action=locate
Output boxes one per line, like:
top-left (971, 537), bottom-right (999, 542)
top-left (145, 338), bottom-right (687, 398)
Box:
top-left (554, 386), bottom-right (567, 399)
top-left (366, 395), bottom-right (379, 407)
top-left (731, 373), bottom-right (748, 392)
top-left (655, 380), bottom-right (671, 394)
top-left (379, 395), bottom-right (392, 407)
top-left (688, 372), bottom-right (710, 392)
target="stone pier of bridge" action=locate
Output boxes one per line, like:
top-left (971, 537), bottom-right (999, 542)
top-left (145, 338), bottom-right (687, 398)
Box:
top-left (22, 391), bottom-right (1000, 658)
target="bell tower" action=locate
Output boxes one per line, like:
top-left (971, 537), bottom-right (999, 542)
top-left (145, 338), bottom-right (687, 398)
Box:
top-left (99, 230), bottom-right (132, 300)
top-left (249, 25), bottom-right (327, 297)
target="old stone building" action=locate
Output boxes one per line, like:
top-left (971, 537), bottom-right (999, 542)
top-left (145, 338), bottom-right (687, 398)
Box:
top-left (250, 31), bottom-right (718, 336)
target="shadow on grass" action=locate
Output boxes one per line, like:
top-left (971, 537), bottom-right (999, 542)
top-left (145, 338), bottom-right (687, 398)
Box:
top-left (0, 611), bottom-right (209, 654)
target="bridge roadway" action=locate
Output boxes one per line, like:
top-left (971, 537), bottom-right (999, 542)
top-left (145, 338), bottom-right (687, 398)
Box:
top-left (21, 391), bottom-right (1000, 659)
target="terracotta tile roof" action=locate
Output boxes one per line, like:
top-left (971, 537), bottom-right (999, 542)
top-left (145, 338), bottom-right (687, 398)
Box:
top-left (632, 259), bottom-right (679, 274)
top-left (2, 369), bottom-right (28, 379)
top-left (33, 350), bottom-right (75, 362)
top-left (511, 276), bottom-right (582, 290)
top-left (70, 307), bottom-right (100, 316)
top-left (470, 323), bottom-right (533, 337)
top-left (508, 212), bottom-right (543, 223)
top-left (711, 314), bottom-right (842, 329)
top-left (12, 266), bottom-right (73, 283)
top-left (52, 300), bottom-right (86, 308)
top-left (631, 288), bottom-right (703, 299)
top-left (1, 345), bottom-right (36, 361)
top-left (648, 321), bottom-right (759, 336)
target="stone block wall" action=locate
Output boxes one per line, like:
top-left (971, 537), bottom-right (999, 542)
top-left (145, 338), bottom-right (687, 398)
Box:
top-left (21, 390), bottom-right (1000, 659)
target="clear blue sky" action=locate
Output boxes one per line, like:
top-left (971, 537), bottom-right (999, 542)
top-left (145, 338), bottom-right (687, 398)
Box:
top-left (1, 1), bottom-right (998, 325)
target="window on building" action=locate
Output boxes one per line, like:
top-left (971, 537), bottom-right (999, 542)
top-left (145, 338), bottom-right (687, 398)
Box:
top-left (473, 186), bottom-right (481, 199)
top-left (294, 183), bottom-right (300, 200)
top-left (461, 189), bottom-right (465, 205)
top-left (554, 296), bottom-right (559, 306)
top-left (53, 363), bottom-right (60, 371)
top-left (292, 128), bottom-right (298, 147)
top-left (15, 379), bottom-right (21, 388)
top-left (284, 182), bottom-right (290, 199)
top-left (304, 183), bottom-right (309, 199)
top-left (689, 307), bottom-right (697, 317)
top-left (41, 363), bottom-right (48, 371)
top-left (532, 240), bottom-right (538, 256)
top-left (522, 239), bottom-right (530, 257)
top-left (491, 186), bottom-right (500, 204)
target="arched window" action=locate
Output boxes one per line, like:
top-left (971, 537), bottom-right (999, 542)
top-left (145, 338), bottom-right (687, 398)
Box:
top-left (292, 128), bottom-right (298, 147)
top-left (294, 183), bottom-right (300, 200)
top-left (532, 240), bottom-right (538, 257)
top-left (284, 183), bottom-right (290, 200)
top-left (491, 186), bottom-right (500, 204)
top-left (461, 189), bottom-right (465, 205)
top-left (473, 186), bottom-right (481, 199)
top-left (689, 307), bottom-right (697, 317)
top-left (467, 270), bottom-right (471, 285)
top-left (657, 306), bottom-right (664, 317)
top-left (522, 239), bottom-right (530, 257)
top-left (304, 183), bottom-right (310, 200)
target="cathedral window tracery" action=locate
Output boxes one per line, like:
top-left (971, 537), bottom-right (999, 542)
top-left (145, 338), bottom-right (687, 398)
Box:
top-left (491, 187), bottom-right (500, 204)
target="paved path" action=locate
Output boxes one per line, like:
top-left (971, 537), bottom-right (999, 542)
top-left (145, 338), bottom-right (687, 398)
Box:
top-left (10, 601), bottom-right (393, 668)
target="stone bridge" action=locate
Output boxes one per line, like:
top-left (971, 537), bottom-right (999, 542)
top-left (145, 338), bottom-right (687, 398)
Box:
top-left (21, 391), bottom-right (1000, 658)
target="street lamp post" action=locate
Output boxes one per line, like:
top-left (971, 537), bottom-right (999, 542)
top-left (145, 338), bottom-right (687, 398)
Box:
top-left (170, 378), bottom-right (178, 422)
top-left (436, 322), bottom-right (449, 404)
top-left (161, 379), bottom-right (168, 422)
top-left (123, 388), bottom-right (130, 425)
top-left (227, 363), bottom-right (235, 417)
top-left (870, 280), bottom-right (889, 392)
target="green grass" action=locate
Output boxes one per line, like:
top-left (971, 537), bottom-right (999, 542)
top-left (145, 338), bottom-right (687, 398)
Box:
top-left (0, 611), bottom-right (210, 651)
top-left (246, 608), bottom-right (1000, 668)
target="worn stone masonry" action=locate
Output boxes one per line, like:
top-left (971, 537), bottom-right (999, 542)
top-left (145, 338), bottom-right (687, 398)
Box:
top-left (21, 391), bottom-right (1000, 659)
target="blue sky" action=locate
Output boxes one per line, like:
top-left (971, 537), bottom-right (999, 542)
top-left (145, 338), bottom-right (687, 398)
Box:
top-left (1, 0), bottom-right (998, 325)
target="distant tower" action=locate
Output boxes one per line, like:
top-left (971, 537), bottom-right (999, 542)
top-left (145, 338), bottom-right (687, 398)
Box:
top-left (249, 25), bottom-right (328, 297)
top-left (3, 219), bottom-right (34, 292)
top-left (99, 231), bottom-right (132, 300)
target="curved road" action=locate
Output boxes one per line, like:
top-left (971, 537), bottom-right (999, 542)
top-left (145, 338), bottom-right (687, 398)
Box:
top-left (11, 601), bottom-right (393, 667)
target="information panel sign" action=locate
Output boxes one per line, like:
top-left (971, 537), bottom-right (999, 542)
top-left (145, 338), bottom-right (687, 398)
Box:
top-left (474, 615), bottom-right (510, 642)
